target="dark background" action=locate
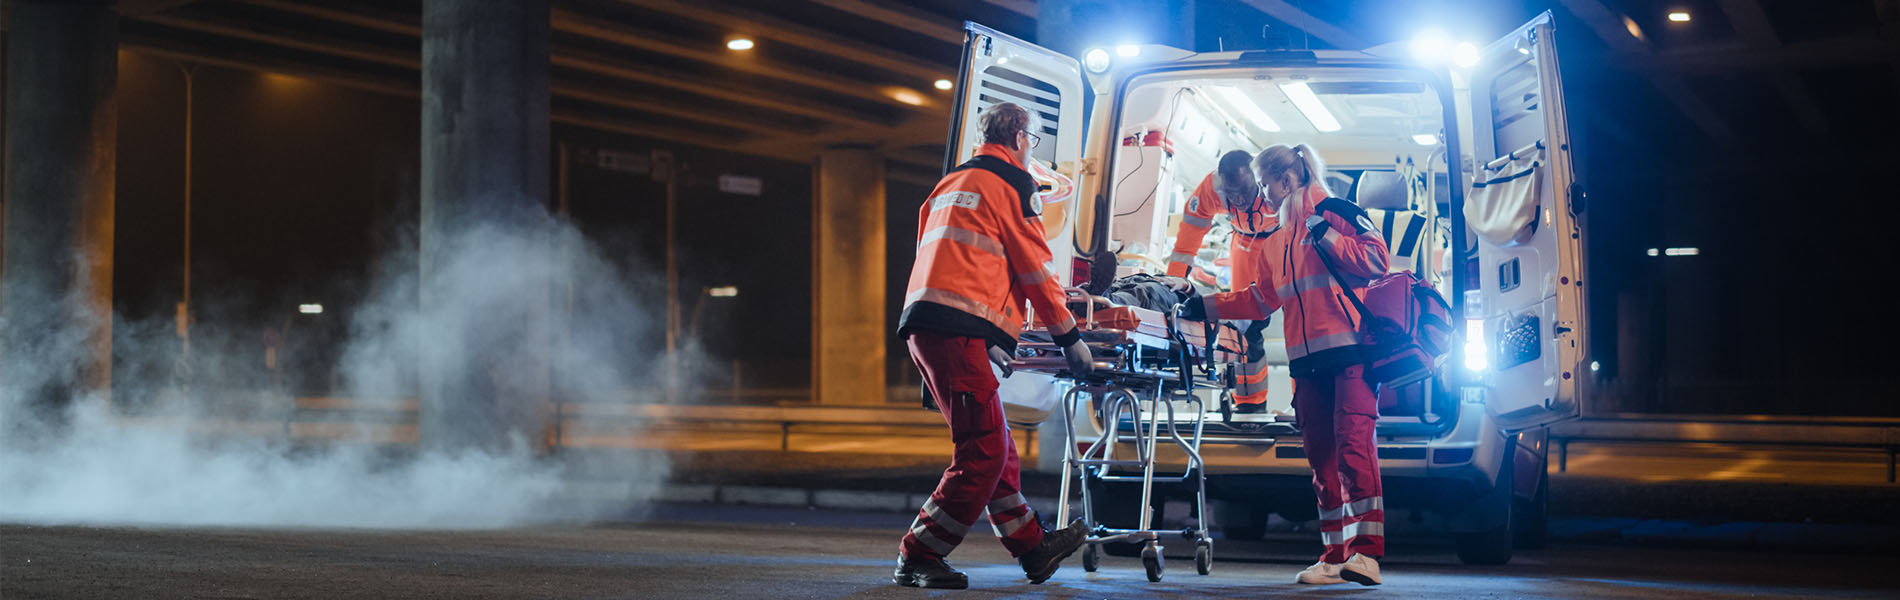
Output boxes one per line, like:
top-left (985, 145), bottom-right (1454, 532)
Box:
top-left (89, 0), bottom-right (1900, 415)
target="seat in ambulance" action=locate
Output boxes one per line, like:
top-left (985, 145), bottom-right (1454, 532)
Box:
top-left (1352, 170), bottom-right (1436, 275)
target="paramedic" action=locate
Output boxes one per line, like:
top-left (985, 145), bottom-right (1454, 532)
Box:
top-left (1166, 150), bottom-right (1279, 413)
top-left (891, 102), bottom-right (1089, 589)
top-left (1179, 143), bottom-right (1391, 586)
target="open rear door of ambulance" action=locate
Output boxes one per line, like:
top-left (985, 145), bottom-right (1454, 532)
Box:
top-left (1465, 11), bottom-right (1588, 432)
top-left (948, 22), bottom-right (1088, 288)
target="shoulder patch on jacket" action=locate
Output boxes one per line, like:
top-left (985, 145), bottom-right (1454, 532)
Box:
top-left (1315, 197), bottom-right (1374, 235)
top-left (953, 155), bottom-right (1040, 218)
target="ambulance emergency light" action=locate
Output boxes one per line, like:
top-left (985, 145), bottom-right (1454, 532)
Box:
top-left (1409, 29), bottom-right (1482, 68)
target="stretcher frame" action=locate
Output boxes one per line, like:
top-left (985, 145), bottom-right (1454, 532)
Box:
top-left (1010, 288), bottom-right (1234, 582)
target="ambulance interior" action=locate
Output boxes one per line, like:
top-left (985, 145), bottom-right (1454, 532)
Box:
top-left (1103, 69), bottom-right (1457, 426)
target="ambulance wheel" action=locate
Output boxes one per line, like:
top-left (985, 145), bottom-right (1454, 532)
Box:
top-left (1141, 544), bottom-right (1164, 582)
top-left (1081, 545), bottom-right (1098, 572)
top-left (1514, 467), bottom-right (1550, 549)
top-left (1194, 542), bottom-right (1212, 575)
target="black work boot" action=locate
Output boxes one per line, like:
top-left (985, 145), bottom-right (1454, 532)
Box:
top-left (1018, 519), bottom-right (1088, 584)
top-left (893, 554), bottom-right (968, 589)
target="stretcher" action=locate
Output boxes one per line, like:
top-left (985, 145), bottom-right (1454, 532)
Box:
top-left (1009, 288), bottom-right (1240, 582)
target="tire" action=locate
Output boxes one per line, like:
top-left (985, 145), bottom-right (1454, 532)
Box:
top-left (1141, 544), bottom-right (1164, 582)
top-left (1456, 522), bottom-right (1514, 565)
top-left (1513, 466), bottom-right (1549, 550)
top-left (1457, 467), bottom-right (1516, 565)
top-left (1194, 542), bottom-right (1212, 575)
top-left (1081, 544), bottom-right (1099, 572)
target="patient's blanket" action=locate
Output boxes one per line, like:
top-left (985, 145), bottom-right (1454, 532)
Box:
top-left (1103, 273), bottom-right (1195, 312)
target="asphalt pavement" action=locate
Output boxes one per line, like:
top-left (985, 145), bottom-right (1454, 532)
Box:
top-left (3, 502), bottom-right (1894, 599)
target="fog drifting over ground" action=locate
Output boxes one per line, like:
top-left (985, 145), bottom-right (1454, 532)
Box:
top-left (0, 215), bottom-right (681, 528)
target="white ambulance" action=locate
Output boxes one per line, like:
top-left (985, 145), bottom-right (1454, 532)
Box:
top-left (949, 12), bottom-right (1589, 565)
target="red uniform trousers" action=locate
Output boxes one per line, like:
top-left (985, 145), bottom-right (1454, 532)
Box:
top-left (900, 332), bottom-right (1045, 560)
top-left (1294, 363), bottom-right (1385, 562)
top-left (1228, 234), bottom-right (1273, 409)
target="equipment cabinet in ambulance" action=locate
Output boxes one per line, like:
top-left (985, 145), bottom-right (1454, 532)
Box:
top-left (945, 11), bottom-right (1589, 565)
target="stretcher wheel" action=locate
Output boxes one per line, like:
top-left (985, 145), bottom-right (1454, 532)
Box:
top-left (1141, 544), bottom-right (1164, 582)
top-left (1194, 541), bottom-right (1212, 575)
top-left (1081, 544), bottom-right (1098, 572)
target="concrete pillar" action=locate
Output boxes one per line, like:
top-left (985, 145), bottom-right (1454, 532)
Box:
top-left (812, 148), bottom-right (885, 404)
top-left (1037, 0), bottom-right (1195, 58)
top-left (419, 0), bottom-right (550, 451)
top-left (1, 0), bottom-right (117, 430)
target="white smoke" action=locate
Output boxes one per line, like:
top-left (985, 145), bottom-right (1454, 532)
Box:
top-left (0, 215), bottom-right (687, 528)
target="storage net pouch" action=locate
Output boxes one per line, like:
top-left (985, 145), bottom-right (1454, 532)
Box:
top-left (1464, 146), bottom-right (1542, 246)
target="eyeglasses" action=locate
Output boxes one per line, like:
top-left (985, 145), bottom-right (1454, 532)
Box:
top-left (1023, 130), bottom-right (1042, 149)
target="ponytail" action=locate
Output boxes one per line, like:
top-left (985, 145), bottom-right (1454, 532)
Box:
top-left (1253, 143), bottom-right (1331, 195)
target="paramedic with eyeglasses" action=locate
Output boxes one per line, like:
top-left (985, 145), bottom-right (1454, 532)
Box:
top-left (1167, 150), bottom-right (1280, 414)
top-left (891, 101), bottom-right (1089, 589)
top-left (1178, 143), bottom-right (1392, 586)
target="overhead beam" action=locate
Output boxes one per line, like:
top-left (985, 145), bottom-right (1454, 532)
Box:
top-left (119, 39), bottom-right (747, 149)
top-left (551, 47), bottom-right (891, 129)
top-left (808, 0), bottom-right (962, 45)
top-left (1558, 0), bottom-right (1737, 142)
top-left (550, 7), bottom-right (926, 111)
top-left (233, 0), bottom-right (419, 36)
top-left (614, 0), bottom-right (951, 83)
top-left (1235, 0), bottom-right (1369, 50)
top-left (1717, 0), bottom-right (1827, 133)
top-left (130, 10), bottom-right (890, 130)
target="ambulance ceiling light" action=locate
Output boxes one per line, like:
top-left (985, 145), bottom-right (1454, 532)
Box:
top-left (1452, 42), bottom-right (1480, 68)
top-left (1409, 28), bottom-right (1450, 63)
top-left (1412, 133), bottom-right (1438, 145)
top-left (1211, 86), bottom-right (1281, 132)
top-left (1279, 81), bottom-right (1341, 132)
top-left (1083, 48), bottom-right (1110, 73)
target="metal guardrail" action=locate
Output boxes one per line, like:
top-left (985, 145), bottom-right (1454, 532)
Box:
top-left (1550, 416), bottom-right (1900, 483)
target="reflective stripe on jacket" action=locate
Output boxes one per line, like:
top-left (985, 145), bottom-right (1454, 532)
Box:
top-left (1166, 172), bottom-right (1279, 278)
top-left (1208, 185), bottom-right (1390, 374)
top-left (898, 144), bottom-right (1080, 352)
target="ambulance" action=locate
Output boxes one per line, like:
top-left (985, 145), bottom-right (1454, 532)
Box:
top-left (948, 12), bottom-right (1589, 565)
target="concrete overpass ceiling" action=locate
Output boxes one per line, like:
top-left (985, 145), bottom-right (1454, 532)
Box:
top-left (101, 0), bottom-right (1900, 165)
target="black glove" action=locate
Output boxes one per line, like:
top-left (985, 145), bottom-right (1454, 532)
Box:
top-left (987, 345), bottom-right (1014, 378)
top-left (1061, 338), bottom-right (1094, 374)
top-left (1175, 297), bottom-right (1208, 322)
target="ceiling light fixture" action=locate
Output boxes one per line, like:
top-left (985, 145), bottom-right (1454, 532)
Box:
top-left (1279, 81), bottom-right (1341, 132)
top-left (727, 38), bottom-right (754, 51)
top-left (1210, 86), bottom-right (1280, 132)
top-left (1667, 11), bottom-right (1691, 23)
top-left (934, 79), bottom-right (953, 90)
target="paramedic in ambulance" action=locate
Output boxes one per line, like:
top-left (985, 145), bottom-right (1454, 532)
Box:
top-left (890, 101), bottom-right (1090, 589)
top-left (1178, 143), bottom-right (1392, 586)
top-left (1167, 150), bottom-right (1279, 413)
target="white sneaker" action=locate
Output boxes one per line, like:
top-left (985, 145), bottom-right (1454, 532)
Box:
top-left (1340, 553), bottom-right (1382, 586)
top-left (1294, 561), bottom-right (1345, 584)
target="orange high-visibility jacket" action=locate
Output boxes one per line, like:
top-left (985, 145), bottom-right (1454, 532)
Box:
top-left (898, 144), bottom-right (1081, 352)
top-left (1207, 185), bottom-right (1391, 374)
top-left (1166, 172), bottom-right (1280, 279)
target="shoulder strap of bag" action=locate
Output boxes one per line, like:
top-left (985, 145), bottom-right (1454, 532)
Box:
top-left (1308, 199), bottom-right (1375, 325)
